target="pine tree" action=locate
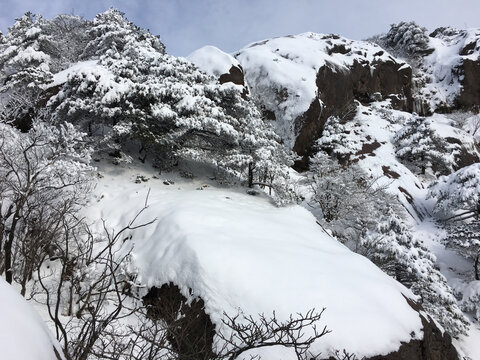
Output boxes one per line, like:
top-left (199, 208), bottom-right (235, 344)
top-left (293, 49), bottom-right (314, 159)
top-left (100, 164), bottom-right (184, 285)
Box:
top-left (0, 13), bottom-right (53, 127)
top-left (380, 21), bottom-right (432, 59)
top-left (308, 151), bottom-right (393, 248)
top-left (428, 163), bottom-right (480, 219)
top-left (361, 210), bottom-right (469, 336)
top-left (393, 116), bottom-right (458, 176)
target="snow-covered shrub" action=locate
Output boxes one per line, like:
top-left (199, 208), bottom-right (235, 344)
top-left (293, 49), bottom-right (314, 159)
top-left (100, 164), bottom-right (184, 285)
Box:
top-left (315, 116), bottom-right (358, 160)
top-left (393, 116), bottom-right (459, 176)
top-left (362, 210), bottom-right (469, 336)
top-left (457, 280), bottom-right (480, 321)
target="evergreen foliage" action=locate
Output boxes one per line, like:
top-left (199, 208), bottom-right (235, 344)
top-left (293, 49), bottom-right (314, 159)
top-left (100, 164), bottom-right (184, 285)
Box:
top-left (393, 116), bottom-right (459, 176)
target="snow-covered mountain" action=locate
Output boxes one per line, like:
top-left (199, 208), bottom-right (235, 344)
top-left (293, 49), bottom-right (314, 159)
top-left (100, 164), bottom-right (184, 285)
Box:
top-left (1, 9), bottom-right (480, 360)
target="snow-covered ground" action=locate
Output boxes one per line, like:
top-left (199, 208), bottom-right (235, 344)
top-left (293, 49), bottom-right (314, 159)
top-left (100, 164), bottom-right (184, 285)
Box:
top-left (84, 160), bottom-right (425, 359)
top-left (297, 99), bottom-right (480, 358)
top-left (417, 28), bottom-right (480, 111)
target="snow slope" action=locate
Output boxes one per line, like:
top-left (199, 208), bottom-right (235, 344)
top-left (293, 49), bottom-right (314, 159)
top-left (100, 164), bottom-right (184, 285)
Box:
top-left (87, 162), bottom-right (424, 359)
top-left (235, 32), bottom-right (408, 149)
top-left (0, 277), bottom-right (63, 360)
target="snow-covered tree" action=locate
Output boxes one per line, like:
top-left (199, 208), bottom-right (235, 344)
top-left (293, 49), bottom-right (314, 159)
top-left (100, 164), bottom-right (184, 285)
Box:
top-left (38, 14), bottom-right (92, 72)
top-left (393, 116), bottom-right (458, 176)
top-left (308, 151), bottom-right (393, 248)
top-left (430, 163), bottom-right (480, 303)
top-left (49, 9), bottom-right (294, 200)
top-left (315, 116), bottom-right (357, 162)
top-left (381, 21), bottom-right (432, 59)
top-left (81, 8), bottom-right (165, 59)
top-left (444, 221), bottom-right (480, 280)
top-left (0, 119), bottom-right (93, 292)
top-left (361, 210), bottom-right (469, 336)
top-left (0, 13), bottom-right (53, 127)
top-left (428, 163), bottom-right (480, 219)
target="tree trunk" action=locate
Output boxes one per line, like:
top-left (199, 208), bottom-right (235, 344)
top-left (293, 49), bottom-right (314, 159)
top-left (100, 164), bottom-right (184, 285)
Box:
top-left (475, 254), bottom-right (479, 281)
top-left (5, 211), bottom-right (20, 284)
top-left (4, 238), bottom-right (13, 284)
top-left (248, 163), bottom-right (254, 188)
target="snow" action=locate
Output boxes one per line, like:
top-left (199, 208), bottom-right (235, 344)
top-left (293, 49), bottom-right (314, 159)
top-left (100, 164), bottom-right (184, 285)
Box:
top-left (0, 277), bottom-right (63, 360)
top-left (187, 45), bottom-right (240, 77)
top-left (87, 162), bottom-right (424, 359)
top-left (235, 32), bottom-right (407, 149)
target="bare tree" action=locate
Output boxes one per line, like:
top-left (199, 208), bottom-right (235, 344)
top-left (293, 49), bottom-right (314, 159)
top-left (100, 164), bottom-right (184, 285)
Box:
top-left (216, 309), bottom-right (330, 360)
top-left (0, 119), bottom-right (92, 288)
top-left (36, 196), bottom-right (156, 360)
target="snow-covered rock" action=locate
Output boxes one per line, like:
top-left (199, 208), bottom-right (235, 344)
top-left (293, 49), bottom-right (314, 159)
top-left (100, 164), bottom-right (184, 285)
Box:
top-left (0, 277), bottom-right (63, 360)
top-left (416, 27), bottom-right (480, 112)
top-left (187, 45), bottom-right (240, 79)
top-left (234, 32), bottom-right (412, 161)
top-left (85, 165), bottom-right (453, 359)
top-left (187, 45), bottom-right (247, 93)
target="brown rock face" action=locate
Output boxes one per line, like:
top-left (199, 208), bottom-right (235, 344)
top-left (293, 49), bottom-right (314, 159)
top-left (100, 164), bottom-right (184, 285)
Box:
top-left (293, 59), bottom-right (412, 170)
top-left (143, 283), bottom-right (216, 360)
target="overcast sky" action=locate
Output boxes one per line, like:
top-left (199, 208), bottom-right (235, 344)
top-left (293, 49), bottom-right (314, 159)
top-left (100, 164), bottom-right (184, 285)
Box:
top-left (0, 0), bottom-right (479, 56)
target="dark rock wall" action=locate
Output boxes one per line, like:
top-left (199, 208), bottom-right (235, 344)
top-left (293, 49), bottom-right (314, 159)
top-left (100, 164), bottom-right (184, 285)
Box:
top-left (457, 58), bottom-right (480, 108)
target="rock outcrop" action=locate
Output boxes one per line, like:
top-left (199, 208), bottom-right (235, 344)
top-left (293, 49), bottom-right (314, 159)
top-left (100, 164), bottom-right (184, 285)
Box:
top-left (408, 27), bottom-right (480, 113)
top-left (235, 33), bottom-right (413, 168)
top-left (143, 282), bottom-right (458, 360)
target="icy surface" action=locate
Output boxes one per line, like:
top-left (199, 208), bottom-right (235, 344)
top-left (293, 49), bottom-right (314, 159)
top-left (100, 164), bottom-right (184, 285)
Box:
top-left (88, 163), bottom-right (423, 359)
top-left (0, 277), bottom-right (63, 360)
